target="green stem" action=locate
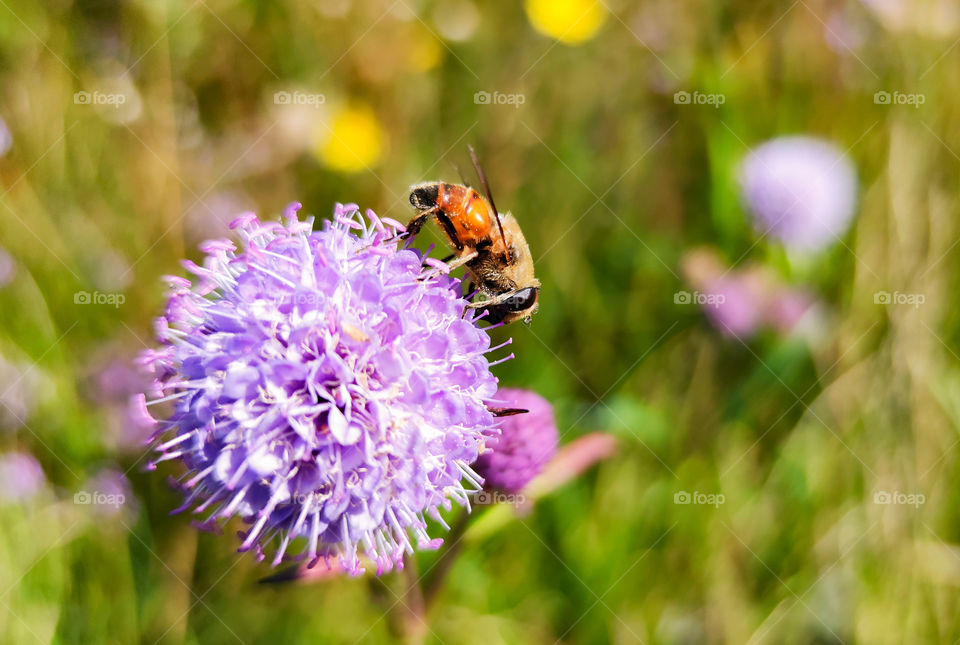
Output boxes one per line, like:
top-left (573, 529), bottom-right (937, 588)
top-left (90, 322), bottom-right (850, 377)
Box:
top-left (422, 510), bottom-right (471, 608)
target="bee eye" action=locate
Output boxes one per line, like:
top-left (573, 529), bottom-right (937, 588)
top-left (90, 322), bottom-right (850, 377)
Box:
top-left (506, 287), bottom-right (538, 312)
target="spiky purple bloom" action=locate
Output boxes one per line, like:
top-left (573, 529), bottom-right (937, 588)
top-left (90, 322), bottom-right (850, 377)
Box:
top-left (472, 388), bottom-right (557, 494)
top-left (738, 136), bottom-right (858, 252)
top-left (137, 203), bottom-right (504, 575)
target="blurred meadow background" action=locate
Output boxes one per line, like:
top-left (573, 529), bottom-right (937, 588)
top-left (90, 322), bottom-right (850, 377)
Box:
top-left (3, 0), bottom-right (960, 643)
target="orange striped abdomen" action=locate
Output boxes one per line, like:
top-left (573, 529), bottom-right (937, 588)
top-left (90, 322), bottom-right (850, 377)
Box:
top-left (437, 183), bottom-right (493, 245)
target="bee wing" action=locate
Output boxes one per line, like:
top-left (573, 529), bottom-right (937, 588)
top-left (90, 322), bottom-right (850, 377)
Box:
top-left (468, 145), bottom-right (510, 262)
top-left (453, 162), bottom-right (472, 188)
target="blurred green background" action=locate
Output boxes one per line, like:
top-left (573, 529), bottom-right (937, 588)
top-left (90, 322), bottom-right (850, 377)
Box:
top-left (3, 0), bottom-right (960, 642)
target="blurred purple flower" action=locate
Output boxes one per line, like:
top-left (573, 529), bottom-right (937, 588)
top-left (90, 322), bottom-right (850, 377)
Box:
top-left (0, 452), bottom-right (45, 503)
top-left (0, 355), bottom-right (43, 429)
top-left (767, 290), bottom-right (816, 334)
top-left (184, 191), bottom-right (254, 244)
top-left (738, 136), bottom-right (858, 252)
top-left (0, 117), bottom-right (11, 158)
top-left (524, 432), bottom-right (617, 500)
top-left (0, 246), bottom-right (15, 287)
top-left (824, 9), bottom-right (868, 53)
top-left (137, 203), bottom-right (502, 575)
top-left (92, 356), bottom-right (145, 403)
top-left (682, 248), bottom-right (819, 340)
top-left (82, 468), bottom-right (137, 518)
top-left (86, 351), bottom-right (154, 452)
top-left (703, 274), bottom-right (766, 339)
top-left (473, 388), bottom-right (557, 494)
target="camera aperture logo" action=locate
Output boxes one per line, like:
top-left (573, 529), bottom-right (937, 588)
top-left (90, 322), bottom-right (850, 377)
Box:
top-left (873, 91), bottom-right (924, 108)
top-left (674, 90), bottom-right (725, 107)
top-left (273, 90), bottom-right (325, 108)
top-left (474, 490), bottom-right (525, 508)
top-left (874, 290), bottom-right (924, 309)
top-left (74, 490), bottom-right (125, 509)
top-left (674, 290), bottom-right (725, 308)
top-left (474, 91), bottom-right (525, 108)
top-left (674, 490), bottom-right (725, 507)
top-left (74, 290), bottom-right (125, 308)
top-left (873, 490), bottom-right (924, 508)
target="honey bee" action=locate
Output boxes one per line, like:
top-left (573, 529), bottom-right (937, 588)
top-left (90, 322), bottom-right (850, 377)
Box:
top-left (406, 146), bottom-right (540, 325)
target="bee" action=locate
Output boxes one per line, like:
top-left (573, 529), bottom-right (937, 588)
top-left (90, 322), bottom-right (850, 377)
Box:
top-left (405, 146), bottom-right (540, 325)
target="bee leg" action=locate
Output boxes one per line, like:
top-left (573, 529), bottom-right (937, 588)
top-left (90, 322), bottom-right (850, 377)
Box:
top-left (434, 212), bottom-right (465, 251)
top-left (400, 209), bottom-right (434, 239)
top-left (444, 250), bottom-right (478, 271)
top-left (463, 290), bottom-right (513, 309)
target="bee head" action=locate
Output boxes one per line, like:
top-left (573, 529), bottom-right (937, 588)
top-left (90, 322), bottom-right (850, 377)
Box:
top-left (480, 287), bottom-right (539, 325)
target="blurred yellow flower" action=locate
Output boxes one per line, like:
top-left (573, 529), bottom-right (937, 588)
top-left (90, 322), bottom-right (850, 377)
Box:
top-left (315, 105), bottom-right (385, 173)
top-left (525, 0), bottom-right (606, 45)
top-left (407, 35), bottom-right (443, 72)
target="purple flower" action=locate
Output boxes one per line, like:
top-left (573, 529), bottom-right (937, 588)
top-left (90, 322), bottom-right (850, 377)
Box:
top-left (0, 452), bottom-right (45, 503)
top-left (703, 273), bottom-right (766, 339)
top-left (0, 354), bottom-right (43, 429)
top-left (86, 350), bottom-right (154, 452)
top-left (738, 136), bottom-right (858, 252)
top-left (0, 246), bottom-right (15, 287)
top-left (682, 248), bottom-right (820, 340)
top-left (82, 468), bottom-right (137, 518)
top-left (473, 388), bottom-right (557, 494)
top-left (137, 203), bottom-right (503, 575)
top-left (0, 117), bottom-right (11, 158)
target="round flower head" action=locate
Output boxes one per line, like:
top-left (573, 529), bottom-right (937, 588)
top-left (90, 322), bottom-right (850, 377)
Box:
top-left (473, 388), bottom-right (557, 493)
top-left (738, 136), bottom-right (858, 252)
top-left (137, 203), bottom-right (505, 575)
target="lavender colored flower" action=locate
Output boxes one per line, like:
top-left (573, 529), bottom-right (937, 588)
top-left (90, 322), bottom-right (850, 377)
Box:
top-left (136, 203), bottom-right (503, 575)
top-left (86, 350), bottom-right (154, 452)
top-left (0, 452), bottom-right (45, 503)
top-left (682, 248), bottom-right (820, 340)
top-left (82, 468), bottom-right (136, 518)
top-left (703, 274), bottom-right (766, 339)
top-left (473, 388), bottom-right (557, 494)
top-left (738, 136), bottom-right (858, 252)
